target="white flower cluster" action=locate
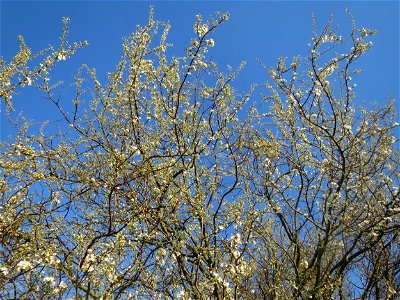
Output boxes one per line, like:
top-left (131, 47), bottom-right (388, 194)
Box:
top-left (16, 260), bottom-right (32, 271)
top-left (176, 290), bottom-right (188, 299)
top-left (320, 34), bottom-right (342, 43)
top-left (0, 266), bottom-right (9, 276)
top-left (206, 39), bottom-right (214, 47)
top-left (230, 233), bottom-right (242, 245)
top-left (43, 276), bottom-right (55, 286)
top-left (56, 52), bottom-right (67, 61)
top-left (361, 27), bottom-right (375, 37)
top-left (195, 22), bottom-right (209, 37)
top-left (314, 88), bottom-right (322, 97)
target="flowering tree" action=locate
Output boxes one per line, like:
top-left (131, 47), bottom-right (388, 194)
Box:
top-left (246, 17), bottom-right (399, 299)
top-left (1, 10), bottom-right (399, 300)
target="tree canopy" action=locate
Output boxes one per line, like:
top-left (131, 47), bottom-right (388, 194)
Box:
top-left (1, 9), bottom-right (399, 300)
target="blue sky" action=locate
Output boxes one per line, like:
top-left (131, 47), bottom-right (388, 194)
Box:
top-left (1, 1), bottom-right (399, 139)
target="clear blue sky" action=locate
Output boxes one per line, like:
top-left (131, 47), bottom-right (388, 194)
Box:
top-left (1, 1), bottom-right (399, 139)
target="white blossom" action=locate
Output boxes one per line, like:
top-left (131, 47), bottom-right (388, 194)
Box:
top-left (206, 39), bottom-right (215, 47)
top-left (16, 260), bottom-right (32, 271)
